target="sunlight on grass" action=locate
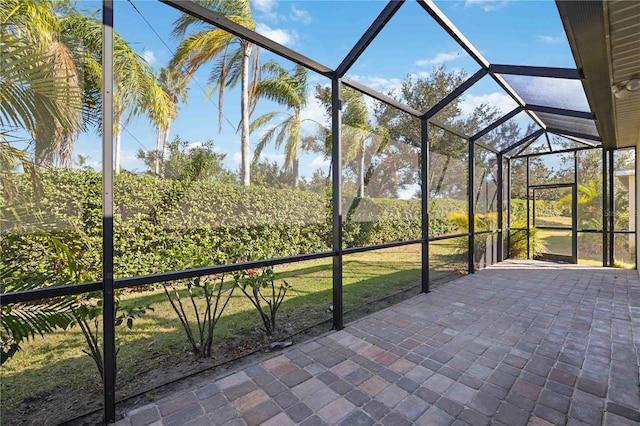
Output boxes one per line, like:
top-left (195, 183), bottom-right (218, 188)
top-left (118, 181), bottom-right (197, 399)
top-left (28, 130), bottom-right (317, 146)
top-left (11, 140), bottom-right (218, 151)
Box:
top-left (3, 242), bottom-right (468, 422)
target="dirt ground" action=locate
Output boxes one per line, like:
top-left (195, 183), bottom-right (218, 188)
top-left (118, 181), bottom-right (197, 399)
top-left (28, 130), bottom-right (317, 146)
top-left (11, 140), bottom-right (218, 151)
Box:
top-left (6, 274), bottom-right (458, 426)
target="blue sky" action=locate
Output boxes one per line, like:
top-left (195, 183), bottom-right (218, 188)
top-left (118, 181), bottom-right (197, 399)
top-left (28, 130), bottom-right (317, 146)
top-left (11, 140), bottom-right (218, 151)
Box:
top-left (73, 0), bottom-right (578, 177)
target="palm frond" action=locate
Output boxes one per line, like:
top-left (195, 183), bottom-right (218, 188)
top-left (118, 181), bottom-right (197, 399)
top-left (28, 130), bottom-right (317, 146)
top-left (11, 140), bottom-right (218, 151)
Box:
top-left (0, 34), bottom-right (83, 137)
top-left (249, 111), bottom-right (283, 133)
top-left (252, 122), bottom-right (284, 163)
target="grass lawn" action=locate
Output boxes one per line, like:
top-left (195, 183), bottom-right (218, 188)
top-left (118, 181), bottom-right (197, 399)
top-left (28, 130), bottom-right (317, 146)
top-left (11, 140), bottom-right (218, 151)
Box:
top-left (1, 242), bottom-right (466, 425)
top-left (534, 216), bottom-right (635, 267)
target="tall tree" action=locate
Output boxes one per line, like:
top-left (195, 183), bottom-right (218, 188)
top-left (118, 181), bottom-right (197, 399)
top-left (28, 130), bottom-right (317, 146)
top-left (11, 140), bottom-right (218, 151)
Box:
top-left (112, 41), bottom-right (161, 174)
top-left (250, 61), bottom-right (319, 187)
top-left (61, 7), bottom-right (164, 174)
top-left (138, 135), bottom-right (231, 182)
top-left (0, 0), bottom-right (85, 362)
top-left (315, 85), bottom-right (389, 198)
top-left (0, 0), bottom-right (84, 169)
top-left (374, 66), bottom-right (507, 199)
top-left (155, 67), bottom-right (189, 176)
top-left (171, 0), bottom-right (260, 186)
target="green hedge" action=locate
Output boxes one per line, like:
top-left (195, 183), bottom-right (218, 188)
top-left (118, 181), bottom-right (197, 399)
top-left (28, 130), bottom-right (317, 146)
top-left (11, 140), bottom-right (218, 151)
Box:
top-left (2, 170), bottom-right (466, 286)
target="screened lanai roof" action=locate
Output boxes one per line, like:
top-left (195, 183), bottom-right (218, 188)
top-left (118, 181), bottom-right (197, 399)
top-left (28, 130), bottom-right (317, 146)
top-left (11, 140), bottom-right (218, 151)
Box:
top-left (161, 0), bottom-right (639, 155)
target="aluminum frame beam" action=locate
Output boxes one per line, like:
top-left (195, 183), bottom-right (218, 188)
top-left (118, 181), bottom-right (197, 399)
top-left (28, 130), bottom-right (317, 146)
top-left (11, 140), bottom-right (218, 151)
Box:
top-left (549, 131), bottom-right (600, 148)
top-left (526, 104), bottom-right (594, 120)
top-left (331, 78), bottom-right (343, 330)
top-left (342, 76), bottom-right (422, 117)
top-left (421, 118), bottom-right (430, 293)
top-left (513, 138), bottom-right (541, 158)
top-left (546, 127), bottom-right (601, 142)
top-left (428, 119), bottom-right (471, 141)
top-left (422, 69), bottom-right (487, 120)
top-left (416, 0), bottom-right (547, 131)
top-left (102, 0), bottom-right (116, 422)
top-left (516, 145), bottom-right (597, 159)
top-left (602, 148), bottom-right (609, 265)
top-left (499, 128), bottom-right (545, 155)
top-left (488, 64), bottom-right (582, 79)
top-left (468, 138), bottom-right (475, 273)
top-left (159, 0), bottom-right (334, 78)
top-left (474, 140), bottom-right (500, 155)
top-left (470, 106), bottom-right (523, 142)
top-left (496, 153), bottom-right (504, 262)
top-left (336, 0), bottom-right (405, 77)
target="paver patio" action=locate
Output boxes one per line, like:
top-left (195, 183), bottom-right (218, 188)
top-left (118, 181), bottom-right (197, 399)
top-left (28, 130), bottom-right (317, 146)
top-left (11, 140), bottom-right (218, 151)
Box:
top-left (111, 260), bottom-right (640, 425)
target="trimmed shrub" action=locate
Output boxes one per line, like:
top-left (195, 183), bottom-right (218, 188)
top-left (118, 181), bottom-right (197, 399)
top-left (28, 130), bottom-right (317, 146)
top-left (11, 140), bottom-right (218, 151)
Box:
top-left (2, 170), bottom-right (469, 285)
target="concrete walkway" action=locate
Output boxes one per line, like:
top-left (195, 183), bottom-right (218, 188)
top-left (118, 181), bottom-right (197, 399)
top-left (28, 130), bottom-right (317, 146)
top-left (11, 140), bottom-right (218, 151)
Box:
top-left (112, 260), bottom-right (640, 426)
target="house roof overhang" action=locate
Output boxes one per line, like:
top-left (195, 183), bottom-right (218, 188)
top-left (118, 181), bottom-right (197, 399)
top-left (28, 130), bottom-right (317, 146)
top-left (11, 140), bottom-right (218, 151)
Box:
top-left (556, 0), bottom-right (640, 150)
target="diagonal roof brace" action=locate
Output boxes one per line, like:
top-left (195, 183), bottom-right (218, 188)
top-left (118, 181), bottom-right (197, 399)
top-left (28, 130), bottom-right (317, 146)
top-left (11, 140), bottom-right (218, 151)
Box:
top-left (546, 128), bottom-right (601, 142)
top-left (499, 128), bottom-right (545, 155)
top-left (416, 0), bottom-right (547, 131)
top-left (470, 106), bottom-right (524, 142)
top-left (342, 76), bottom-right (422, 117)
top-left (545, 132), bottom-right (553, 152)
top-left (526, 104), bottom-right (594, 120)
top-left (422, 69), bottom-right (487, 120)
top-left (546, 130), bottom-right (601, 147)
top-left (336, 0), bottom-right (405, 77)
top-left (159, 0), bottom-right (334, 78)
top-left (488, 64), bottom-right (583, 80)
top-left (513, 135), bottom-right (544, 158)
top-left (428, 118), bottom-right (472, 141)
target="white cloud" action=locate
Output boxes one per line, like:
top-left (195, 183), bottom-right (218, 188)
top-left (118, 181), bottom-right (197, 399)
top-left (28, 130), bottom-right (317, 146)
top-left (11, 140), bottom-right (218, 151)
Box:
top-left (459, 92), bottom-right (516, 118)
top-left (290, 5), bottom-right (311, 24)
top-left (300, 96), bottom-right (329, 132)
top-left (254, 124), bottom-right (276, 143)
top-left (537, 35), bottom-right (563, 44)
top-left (259, 152), bottom-right (285, 164)
top-left (233, 151), bottom-right (241, 165)
top-left (252, 0), bottom-right (276, 15)
top-left (464, 0), bottom-right (511, 12)
top-left (142, 50), bottom-right (156, 65)
top-left (411, 71), bottom-right (432, 79)
top-left (120, 149), bottom-right (140, 163)
top-left (416, 51), bottom-right (463, 66)
top-left (309, 155), bottom-right (330, 169)
top-left (184, 141), bottom-right (222, 153)
top-left (255, 23), bottom-right (297, 46)
top-left (348, 75), bottom-right (404, 96)
top-left (118, 148), bottom-right (145, 172)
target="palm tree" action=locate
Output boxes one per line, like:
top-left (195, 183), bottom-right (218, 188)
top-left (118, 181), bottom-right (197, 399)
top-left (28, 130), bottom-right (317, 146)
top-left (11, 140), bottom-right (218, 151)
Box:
top-left (1, 0), bottom-right (84, 169)
top-left (0, 0), bottom-right (84, 362)
top-left (171, 0), bottom-right (260, 186)
top-left (250, 61), bottom-right (318, 187)
top-left (113, 42), bottom-right (159, 174)
top-left (144, 76), bottom-right (172, 176)
top-left (57, 9), bottom-right (161, 174)
top-left (155, 67), bottom-right (189, 176)
top-left (2, 0), bottom-right (159, 173)
top-left (315, 86), bottom-right (389, 197)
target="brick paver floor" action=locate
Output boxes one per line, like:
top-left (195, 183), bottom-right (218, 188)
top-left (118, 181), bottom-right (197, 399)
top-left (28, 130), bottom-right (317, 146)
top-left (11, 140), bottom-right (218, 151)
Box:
top-left (112, 260), bottom-right (640, 425)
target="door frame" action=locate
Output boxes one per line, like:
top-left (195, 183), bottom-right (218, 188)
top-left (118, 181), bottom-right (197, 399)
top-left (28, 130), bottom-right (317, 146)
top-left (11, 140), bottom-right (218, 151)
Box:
top-left (529, 183), bottom-right (578, 263)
